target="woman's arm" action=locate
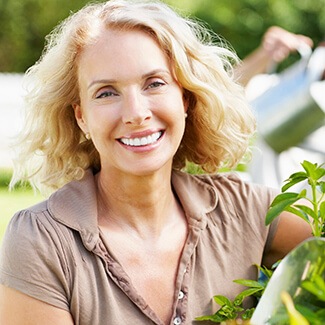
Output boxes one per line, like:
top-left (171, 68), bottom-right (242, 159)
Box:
top-left (262, 210), bottom-right (313, 268)
top-left (235, 26), bottom-right (313, 86)
top-left (0, 285), bottom-right (74, 325)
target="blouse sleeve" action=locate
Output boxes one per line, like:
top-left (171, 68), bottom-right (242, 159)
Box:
top-left (0, 205), bottom-right (71, 311)
top-left (210, 173), bottom-right (280, 255)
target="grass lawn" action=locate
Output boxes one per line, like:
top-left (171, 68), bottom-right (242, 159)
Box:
top-left (0, 188), bottom-right (43, 244)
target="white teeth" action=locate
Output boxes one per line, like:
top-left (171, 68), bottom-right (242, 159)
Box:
top-left (140, 137), bottom-right (148, 145)
top-left (120, 131), bottom-right (162, 147)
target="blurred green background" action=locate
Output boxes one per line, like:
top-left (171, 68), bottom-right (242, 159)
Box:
top-left (0, 0), bottom-right (324, 73)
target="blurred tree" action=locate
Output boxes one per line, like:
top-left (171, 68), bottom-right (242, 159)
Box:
top-left (0, 0), bottom-right (324, 72)
top-left (168, 0), bottom-right (325, 60)
top-left (0, 0), bottom-right (89, 72)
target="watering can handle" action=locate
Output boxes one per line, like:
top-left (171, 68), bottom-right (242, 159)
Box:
top-left (297, 42), bottom-right (313, 58)
top-left (267, 42), bottom-right (312, 73)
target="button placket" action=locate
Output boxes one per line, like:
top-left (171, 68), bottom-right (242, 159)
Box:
top-left (178, 290), bottom-right (185, 300)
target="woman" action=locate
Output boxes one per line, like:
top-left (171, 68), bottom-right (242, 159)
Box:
top-left (0, 1), bottom-right (311, 324)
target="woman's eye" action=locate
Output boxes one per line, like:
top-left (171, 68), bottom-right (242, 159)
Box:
top-left (147, 81), bottom-right (165, 89)
top-left (95, 90), bottom-right (117, 99)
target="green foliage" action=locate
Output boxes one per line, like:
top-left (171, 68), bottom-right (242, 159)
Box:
top-left (0, 168), bottom-right (33, 191)
top-left (296, 305), bottom-right (325, 325)
top-left (196, 264), bottom-right (276, 322)
top-left (0, 0), bottom-right (89, 72)
top-left (197, 160), bottom-right (325, 323)
top-left (264, 160), bottom-right (325, 325)
top-left (277, 272), bottom-right (325, 325)
top-left (1, 0), bottom-right (325, 72)
top-left (280, 266), bottom-right (325, 325)
top-left (0, 168), bottom-right (12, 188)
top-left (169, 0), bottom-right (325, 64)
top-left (195, 294), bottom-right (255, 322)
top-left (184, 162), bottom-right (205, 175)
top-left (301, 274), bottom-right (325, 302)
top-left (265, 160), bottom-right (325, 237)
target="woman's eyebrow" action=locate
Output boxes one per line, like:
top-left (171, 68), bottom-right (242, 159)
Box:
top-left (87, 79), bottom-right (116, 90)
top-left (141, 68), bottom-right (171, 78)
top-left (87, 69), bottom-right (171, 90)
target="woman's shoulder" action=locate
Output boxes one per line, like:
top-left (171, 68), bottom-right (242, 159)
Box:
top-left (173, 169), bottom-right (278, 200)
top-left (2, 198), bottom-right (67, 254)
top-left (0, 200), bottom-right (73, 312)
top-left (197, 171), bottom-right (278, 195)
top-left (2, 170), bottom-right (100, 254)
top-left (180, 171), bottom-right (279, 218)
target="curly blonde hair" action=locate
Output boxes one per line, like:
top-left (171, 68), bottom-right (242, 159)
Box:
top-left (11, 0), bottom-right (255, 194)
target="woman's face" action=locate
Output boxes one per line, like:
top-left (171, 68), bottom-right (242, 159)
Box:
top-left (74, 28), bottom-right (187, 177)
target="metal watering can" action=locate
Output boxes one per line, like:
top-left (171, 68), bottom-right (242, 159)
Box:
top-left (251, 44), bottom-right (325, 153)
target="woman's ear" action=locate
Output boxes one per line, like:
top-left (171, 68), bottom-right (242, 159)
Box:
top-left (72, 103), bottom-right (88, 134)
top-left (183, 89), bottom-right (192, 113)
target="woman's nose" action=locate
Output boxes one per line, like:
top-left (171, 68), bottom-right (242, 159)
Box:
top-left (121, 90), bottom-right (152, 125)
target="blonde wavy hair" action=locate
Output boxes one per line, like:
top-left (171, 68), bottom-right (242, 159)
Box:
top-left (11, 0), bottom-right (255, 194)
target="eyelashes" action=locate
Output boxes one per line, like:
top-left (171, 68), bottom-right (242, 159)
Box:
top-left (95, 90), bottom-right (117, 99)
top-left (147, 81), bottom-right (166, 89)
top-left (94, 79), bottom-right (167, 99)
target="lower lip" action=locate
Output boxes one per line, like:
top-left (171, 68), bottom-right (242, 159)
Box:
top-left (118, 132), bottom-right (164, 153)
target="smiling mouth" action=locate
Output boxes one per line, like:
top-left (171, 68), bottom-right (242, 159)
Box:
top-left (119, 131), bottom-right (163, 147)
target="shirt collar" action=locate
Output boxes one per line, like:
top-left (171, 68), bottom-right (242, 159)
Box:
top-left (48, 169), bottom-right (218, 250)
top-left (48, 169), bottom-right (99, 250)
top-left (171, 170), bottom-right (218, 228)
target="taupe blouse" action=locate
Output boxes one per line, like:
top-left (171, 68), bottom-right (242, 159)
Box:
top-left (0, 170), bottom-right (278, 324)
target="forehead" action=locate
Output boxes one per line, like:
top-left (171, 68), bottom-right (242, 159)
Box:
top-left (77, 28), bottom-right (170, 77)
top-left (76, 28), bottom-right (173, 88)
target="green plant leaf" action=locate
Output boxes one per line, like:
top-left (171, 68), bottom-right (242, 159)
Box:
top-left (301, 160), bottom-right (316, 177)
top-left (301, 275), bottom-right (325, 301)
top-left (216, 304), bottom-right (240, 319)
top-left (213, 295), bottom-right (232, 307)
top-left (293, 204), bottom-right (317, 221)
top-left (314, 274), bottom-right (325, 292)
top-left (317, 181), bottom-right (325, 194)
top-left (285, 205), bottom-right (310, 223)
top-left (282, 172), bottom-right (308, 192)
top-left (302, 160), bottom-right (325, 180)
top-left (320, 201), bottom-right (325, 219)
top-left (296, 304), bottom-right (325, 325)
top-left (258, 265), bottom-right (273, 279)
top-left (265, 193), bottom-right (301, 225)
top-left (269, 192), bottom-right (301, 206)
top-left (195, 314), bottom-right (226, 322)
top-left (242, 308), bottom-right (255, 320)
top-left (316, 309), bottom-right (325, 319)
top-left (233, 279), bottom-right (264, 288)
top-left (234, 287), bottom-right (264, 305)
top-left (315, 169), bottom-right (325, 180)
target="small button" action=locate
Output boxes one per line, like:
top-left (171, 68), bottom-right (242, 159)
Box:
top-left (178, 290), bottom-right (185, 300)
top-left (173, 316), bottom-right (182, 325)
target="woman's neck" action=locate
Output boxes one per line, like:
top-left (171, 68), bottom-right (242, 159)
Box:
top-left (95, 168), bottom-right (181, 239)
